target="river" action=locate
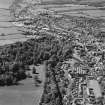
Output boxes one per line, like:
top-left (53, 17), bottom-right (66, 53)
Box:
top-left (0, 0), bottom-right (28, 46)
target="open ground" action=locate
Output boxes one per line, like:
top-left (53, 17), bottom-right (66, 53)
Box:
top-left (0, 64), bottom-right (45, 105)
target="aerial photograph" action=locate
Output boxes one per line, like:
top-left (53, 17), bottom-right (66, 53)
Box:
top-left (0, 0), bottom-right (105, 105)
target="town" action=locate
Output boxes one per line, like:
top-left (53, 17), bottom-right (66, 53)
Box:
top-left (10, 6), bottom-right (105, 105)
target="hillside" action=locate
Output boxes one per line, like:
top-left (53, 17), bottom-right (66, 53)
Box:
top-left (1, 9), bottom-right (105, 104)
top-left (0, 0), bottom-right (105, 105)
top-left (10, 0), bottom-right (105, 22)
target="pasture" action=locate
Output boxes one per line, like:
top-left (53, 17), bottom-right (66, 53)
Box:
top-left (0, 65), bottom-right (45, 105)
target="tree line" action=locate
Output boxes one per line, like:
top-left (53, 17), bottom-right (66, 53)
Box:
top-left (0, 35), bottom-right (74, 86)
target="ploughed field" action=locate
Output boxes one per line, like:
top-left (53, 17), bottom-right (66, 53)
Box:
top-left (0, 65), bottom-right (45, 105)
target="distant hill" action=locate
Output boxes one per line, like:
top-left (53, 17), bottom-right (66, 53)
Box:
top-left (10, 0), bottom-right (105, 9)
top-left (41, 0), bottom-right (105, 7)
top-left (74, 0), bottom-right (105, 7)
top-left (10, 0), bottom-right (105, 20)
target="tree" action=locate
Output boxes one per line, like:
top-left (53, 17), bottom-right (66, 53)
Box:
top-left (32, 67), bottom-right (36, 74)
top-left (1, 33), bottom-right (5, 36)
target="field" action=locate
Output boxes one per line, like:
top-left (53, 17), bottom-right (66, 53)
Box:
top-left (37, 4), bottom-right (105, 19)
top-left (0, 65), bottom-right (45, 105)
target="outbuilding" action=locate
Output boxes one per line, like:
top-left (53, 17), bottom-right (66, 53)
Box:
top-left (87, 80), bottom-right (102, 98)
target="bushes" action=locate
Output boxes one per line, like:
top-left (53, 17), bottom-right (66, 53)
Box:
top-left (0, 72), bottom-right (26, 86)
top-left (0, 73), bottom-right (14, 86)
top-left (0, 61), bottom-right (27, 86)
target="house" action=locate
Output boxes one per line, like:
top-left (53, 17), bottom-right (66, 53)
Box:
top-left (69, 64), bottom-right (88, 77)
top-left (71, 77), bottom-right (80, 98)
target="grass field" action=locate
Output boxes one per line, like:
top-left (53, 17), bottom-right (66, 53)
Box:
top-left (0, 65), bottom-right (45, 105)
